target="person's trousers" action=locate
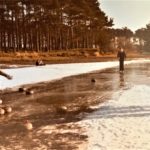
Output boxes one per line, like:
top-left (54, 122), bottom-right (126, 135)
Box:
top-left (119, 60), bottom-right (124, 71)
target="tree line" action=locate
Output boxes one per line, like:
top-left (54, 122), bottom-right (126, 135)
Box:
top-left (135, 24), bottom-right (150, 52)
top-left (0, 0), bottom-right (114, 52)
top-left (1, 0), bottom-right (148, 53)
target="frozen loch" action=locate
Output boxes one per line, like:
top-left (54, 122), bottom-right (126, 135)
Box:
top-left (79, 60), bottom-right (150, 150)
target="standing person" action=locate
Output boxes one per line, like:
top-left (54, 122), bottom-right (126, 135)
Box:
top-left (117, 47), bottom-right (126, 72)
top-left (0, 70), bottom-right (12, 80)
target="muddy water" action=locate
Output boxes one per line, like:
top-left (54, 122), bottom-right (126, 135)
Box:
top-left (0, 62), bottom-right (150, 149)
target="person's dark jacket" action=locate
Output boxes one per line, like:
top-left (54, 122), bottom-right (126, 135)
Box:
top-left (117, 51), bottom-right (126, 61)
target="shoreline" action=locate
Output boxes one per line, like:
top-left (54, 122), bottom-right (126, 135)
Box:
top-left (0, 51), bottom-right (148, 65)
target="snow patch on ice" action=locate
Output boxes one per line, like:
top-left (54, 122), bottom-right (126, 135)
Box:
top-left (0, 59), bottom-right (150, 89)
top-left (80, 85), bottom-right (150, 150)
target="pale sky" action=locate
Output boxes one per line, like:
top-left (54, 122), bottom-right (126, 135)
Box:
top-left (100, 0), bottom-right (150, 32)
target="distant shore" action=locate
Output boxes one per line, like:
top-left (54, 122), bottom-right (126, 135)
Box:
top-left (0, 50), bottom-right (148, 65)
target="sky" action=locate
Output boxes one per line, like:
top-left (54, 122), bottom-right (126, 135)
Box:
top-left (100, 0), bottom-right (150, 32)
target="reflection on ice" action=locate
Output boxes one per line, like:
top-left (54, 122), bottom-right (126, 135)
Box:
top-left (119, 73), bottom-right (125, 87)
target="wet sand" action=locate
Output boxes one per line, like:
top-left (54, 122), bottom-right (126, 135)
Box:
top-left (0, 65), bottom-right (120, 149)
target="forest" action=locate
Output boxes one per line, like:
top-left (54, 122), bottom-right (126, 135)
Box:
top-left (0, 0), bottom-right (112, 52)
top-left (0, 0), bottom-right (149, 53)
